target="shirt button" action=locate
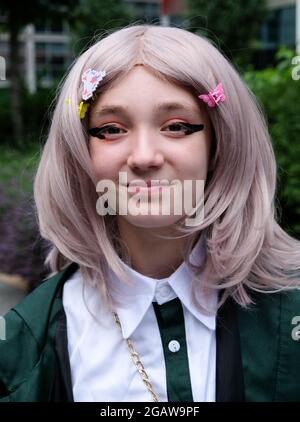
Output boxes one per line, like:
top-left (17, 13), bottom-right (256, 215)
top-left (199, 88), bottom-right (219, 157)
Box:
top-left (159, 285), bottom-right (172, 297)
top-left (168, 340), bottom-right (180, 353)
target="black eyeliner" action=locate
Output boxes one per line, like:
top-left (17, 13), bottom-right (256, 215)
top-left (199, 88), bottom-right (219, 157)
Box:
top-left (181, 123), bottom-right (204, 134)
top-left (88, 123), bottom-right (205, 139)
top-left (88, 126), bottom-right (111, 139)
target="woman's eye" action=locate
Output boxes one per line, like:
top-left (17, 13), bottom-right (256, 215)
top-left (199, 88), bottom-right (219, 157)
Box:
top-left (88, 125), bottom-right (126, 140)
top-left (163, 122), bottom-right (192, 135)
top-left (163, 122), bottom-right (204, 136)
top-left (88, 122), bottom-right (204, 140)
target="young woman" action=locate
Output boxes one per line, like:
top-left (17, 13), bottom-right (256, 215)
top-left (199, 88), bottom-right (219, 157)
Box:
top-left (1, 24), bottom-right (300, 402)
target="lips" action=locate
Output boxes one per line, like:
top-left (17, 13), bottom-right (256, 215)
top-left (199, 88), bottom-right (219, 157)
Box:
top-left (126, 180), bottom-right (170, 188)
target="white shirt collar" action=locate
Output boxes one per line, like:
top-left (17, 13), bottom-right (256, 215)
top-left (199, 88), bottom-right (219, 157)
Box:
top-left (107, 234), bottom-right (217, 339)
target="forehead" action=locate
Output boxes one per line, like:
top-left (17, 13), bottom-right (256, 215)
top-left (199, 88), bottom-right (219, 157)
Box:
top-left (90, 66), bottom-right (206, 120)
top-left (91, 101), bottom-right (203, 120)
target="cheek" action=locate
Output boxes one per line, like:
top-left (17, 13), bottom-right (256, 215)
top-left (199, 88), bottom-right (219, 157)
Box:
top-left (177, 137), bottom-right (211, 181)
top-left (89, 142), bottom-right (121, 181)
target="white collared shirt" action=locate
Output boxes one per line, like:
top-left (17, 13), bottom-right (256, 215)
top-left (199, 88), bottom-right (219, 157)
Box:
top-left (63, 236), bottom-right (217, 402)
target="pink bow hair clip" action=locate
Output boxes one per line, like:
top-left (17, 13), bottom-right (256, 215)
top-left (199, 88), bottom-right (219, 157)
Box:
top-left (81, 68), bottom-right (106, 101)
top-left (198, 82), bottom-right (225, 108)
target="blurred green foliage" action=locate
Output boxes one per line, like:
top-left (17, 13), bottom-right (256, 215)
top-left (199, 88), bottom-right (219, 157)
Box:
top-left (185, 0), bottom-right (268, 68)
top-left (70, 0), bottom-right (140, 55)
top-left (243, 48), bottom-right (300, 236)
top-left (0, 145), bottom-right (49, 288)
top-left (0, 85), bottom-right (55, 147)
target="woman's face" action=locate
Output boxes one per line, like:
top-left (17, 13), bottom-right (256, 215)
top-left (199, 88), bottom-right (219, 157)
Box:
top-left (89, 65), bottom-right (212, 229)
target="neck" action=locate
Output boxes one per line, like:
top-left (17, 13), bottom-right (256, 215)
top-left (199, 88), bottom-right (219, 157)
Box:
top-left (117, 219), bottom-right (199, 279)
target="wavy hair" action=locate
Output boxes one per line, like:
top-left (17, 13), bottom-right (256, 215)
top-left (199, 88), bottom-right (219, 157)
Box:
top-left (33, 24), bottom-right (300, 311)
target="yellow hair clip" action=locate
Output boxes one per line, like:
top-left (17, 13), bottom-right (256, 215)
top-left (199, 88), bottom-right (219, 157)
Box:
top-left (78, 101), bottom-right (90, 120)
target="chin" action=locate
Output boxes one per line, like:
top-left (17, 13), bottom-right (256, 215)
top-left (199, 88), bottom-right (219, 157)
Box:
top-left (118, 213), bottom-right (184, 230)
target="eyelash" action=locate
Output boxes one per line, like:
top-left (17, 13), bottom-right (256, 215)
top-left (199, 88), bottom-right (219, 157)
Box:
top-left (88, 122), bottom-right (204, 140)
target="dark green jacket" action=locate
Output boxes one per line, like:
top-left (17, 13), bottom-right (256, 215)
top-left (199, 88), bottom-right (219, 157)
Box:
top-left (0, 262), bottom-right (300, 402)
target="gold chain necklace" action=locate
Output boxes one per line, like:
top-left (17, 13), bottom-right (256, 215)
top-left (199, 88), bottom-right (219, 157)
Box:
top-left (112, 312), bottom-right (159, 402)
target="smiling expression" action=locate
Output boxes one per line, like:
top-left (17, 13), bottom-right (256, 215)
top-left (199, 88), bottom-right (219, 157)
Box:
top-left (88, 65), bottom-right (212, 229)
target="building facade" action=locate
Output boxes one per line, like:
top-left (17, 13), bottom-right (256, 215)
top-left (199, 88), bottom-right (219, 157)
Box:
top-left (0, 0), bottom-right (299, 91)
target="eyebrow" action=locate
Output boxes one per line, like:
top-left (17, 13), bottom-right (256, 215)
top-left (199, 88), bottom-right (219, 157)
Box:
top-left (93, 101), bottom-right (201, 119)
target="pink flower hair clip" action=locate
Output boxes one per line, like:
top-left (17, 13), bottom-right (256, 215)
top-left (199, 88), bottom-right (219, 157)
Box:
top-left (198, 82), bottom-right (225, 108)
top-left (78, 68), bottom-right (106, 119)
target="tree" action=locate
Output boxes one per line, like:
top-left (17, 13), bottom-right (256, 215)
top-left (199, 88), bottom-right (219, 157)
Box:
top-left (71, 0), bottom-right (140, 55)
top-left (0, 0), bottom-right (77, 148)
top-left (184, 0), bottom-right (268, 68)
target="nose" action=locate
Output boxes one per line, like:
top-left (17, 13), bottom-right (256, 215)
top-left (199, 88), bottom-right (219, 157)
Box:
top-left (127, 129), bottom-right (164, 171)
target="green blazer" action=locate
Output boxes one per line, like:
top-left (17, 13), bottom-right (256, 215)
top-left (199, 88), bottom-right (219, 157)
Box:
top-left (0, 262), bottom-right (299, 402)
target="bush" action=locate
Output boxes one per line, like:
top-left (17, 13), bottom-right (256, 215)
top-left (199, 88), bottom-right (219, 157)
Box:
top-left (0, 148), bottom-right (50, 290)
top-left (0, 85), bottom-right (55, 147)
top-left (21, 85), bottom-right (55, 146)
top-left (243, 48), bottom-right (300, 237)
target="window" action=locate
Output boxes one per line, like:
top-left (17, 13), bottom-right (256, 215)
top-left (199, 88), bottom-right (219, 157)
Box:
top-left (260, 5), bottom-right (296, 49)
